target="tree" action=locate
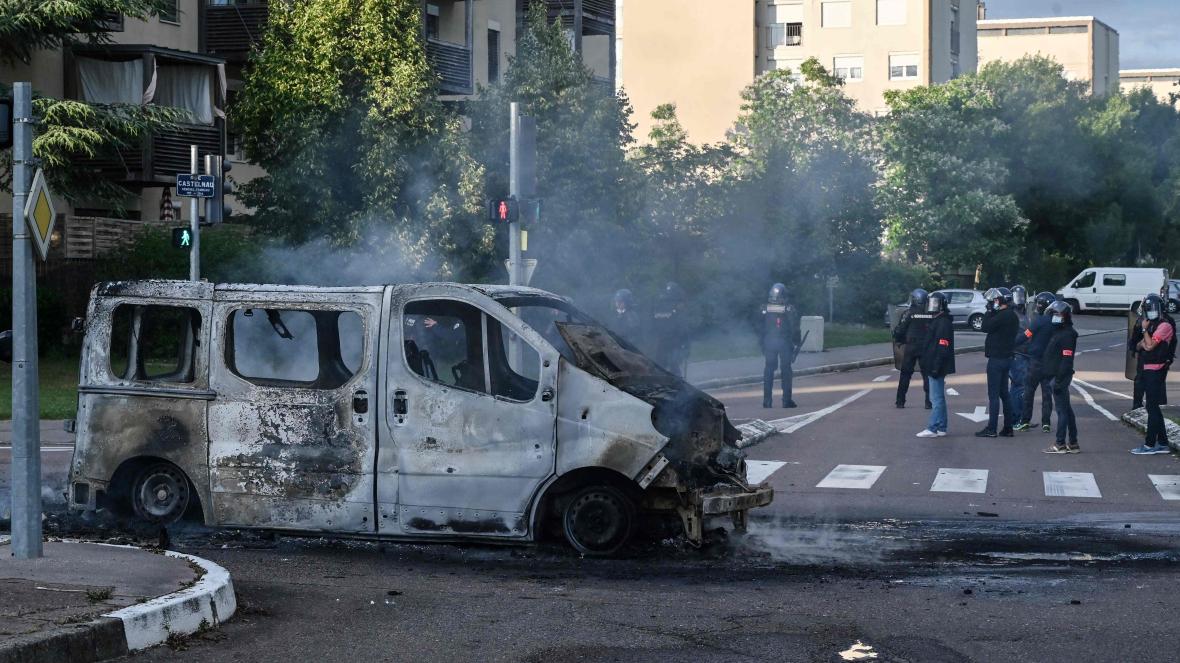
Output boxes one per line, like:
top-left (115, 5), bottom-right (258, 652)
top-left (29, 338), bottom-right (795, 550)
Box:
top-left (234, 0), bottom-right (491, 278)
top-left (1, 0), bottom-right (184, 208)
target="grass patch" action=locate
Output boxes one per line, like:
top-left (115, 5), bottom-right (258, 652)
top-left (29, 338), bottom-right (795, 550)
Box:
top-left (0, 354), bottom-right (80, 420)
top-left (824, 324), bottom-right (893, 349)
top-left (85, 587), bottom-right (113, 603)
top-left (689, 335), bottom-right (761, 363)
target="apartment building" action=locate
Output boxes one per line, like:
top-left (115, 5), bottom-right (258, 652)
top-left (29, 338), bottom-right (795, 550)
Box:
top-left (977, 16), bottom-right (1119, 96)
top-left (619, 0), bottom-right (979, 144)
top-left (1120, 69), bottom-right (1180, 106)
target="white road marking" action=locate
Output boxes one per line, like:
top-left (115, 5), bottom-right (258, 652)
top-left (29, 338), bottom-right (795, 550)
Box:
top-left (872, 375), bottom-right (891, 383)
top-left (0, 445), bottom-right (73, 452)
top-left (1148, 475), bottom-right (1180, 501)
top-left (746, 460), bottom-right (787, 484)
top-left (1043, 472), bottom-right (1102, 498)
top-left (772, 389), bottom-right (873, 434)
top-left (1108, 343), bottom-right (1125, 349)
top-left (930, 468), bottom-right (989, 494)
top-left (817, 464), bottom-right (887, 489)
top-left (946, 388), bottom-right (960, 396)
top-left (1071, 382), bottom-right (1118, 421)
top-left (1072, 378), bottom-right (1132, 400)
top-left (956, 406), bottom-right (989, 423)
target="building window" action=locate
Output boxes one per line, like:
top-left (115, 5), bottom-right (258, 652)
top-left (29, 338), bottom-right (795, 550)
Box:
top-left (98, 10), bottom-right (124, 31)
top-left (951, 58), bottom-right (961, 79)
top-left (159, 0), bottom-right (178, 24)
top-left (821, 1), bottom-right (851, 28)
top-left (889, 53), bottom-right (919, 80)
top-left (978, 28), bottom-right (1002, 37)
top-left (768, 23), bottom-right (803, 47)
top-left (425, 4), bottom-right (440, 40)
top-left (1049, 25), bottom-right (1089, 35)
top-left (1006, 27), bottom-right (1047, 36)
top-left (876, 0), bottom-right (906, 26)
top-left (488, 28), bottom-right (500, 83)
top-left (833, 56), bottom-right (864, 82)
top-left (950, 5), bottom-right (960, 55)
top-left (772, 59), bottom-right (804, 82)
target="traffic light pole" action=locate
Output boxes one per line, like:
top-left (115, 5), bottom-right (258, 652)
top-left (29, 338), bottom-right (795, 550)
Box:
top-left (508, 103), bottom-right (523, 288)
top-left (10, 82), bottom-right (42, 559)
top-left (189, 145), bottom-right (200, 281)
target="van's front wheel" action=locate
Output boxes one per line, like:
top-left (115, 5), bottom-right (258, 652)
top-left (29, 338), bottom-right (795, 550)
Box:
top-left (562, 484), bottom-right (635, 557)
top-left (131, 462), bottom-right (191, 525)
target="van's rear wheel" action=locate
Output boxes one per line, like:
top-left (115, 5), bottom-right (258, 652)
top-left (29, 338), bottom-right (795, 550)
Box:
top-left (562, 484), bottom-right (635, 557)
top-left (1066, 299), bottom-right (1081, 314)
top-left (131, 462), bottom-right (190, 525)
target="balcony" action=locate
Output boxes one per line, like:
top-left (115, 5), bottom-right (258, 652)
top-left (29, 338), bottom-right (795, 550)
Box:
top-left (525, 0), bottom-right (615, 36)
top-left (203, 1), bottom-right (269, 64)
top-left (426, 39), bottom-right (473, 95)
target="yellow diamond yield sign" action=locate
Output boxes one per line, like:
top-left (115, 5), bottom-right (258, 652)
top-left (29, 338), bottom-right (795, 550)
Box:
top-left (23, 168), bottom-right (57, 261)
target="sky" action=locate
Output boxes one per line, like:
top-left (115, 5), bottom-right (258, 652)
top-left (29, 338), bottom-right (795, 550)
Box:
top-left (984, 0), bottom-right (1180, 69)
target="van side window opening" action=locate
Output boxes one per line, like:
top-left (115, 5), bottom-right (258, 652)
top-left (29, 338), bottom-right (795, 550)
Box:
top-left (1076, 272), bottom-right (1096, 288)
top-left (109, 305), bottom-right (201, 384)
top-left (226, 308), bottom-right (363, 389)
top-left (1103, 274), bottom-right (1126, 287)
top-left (486, 317), bottom-right (540, 401)
top-left (404, 300), bottom-right (485, 392)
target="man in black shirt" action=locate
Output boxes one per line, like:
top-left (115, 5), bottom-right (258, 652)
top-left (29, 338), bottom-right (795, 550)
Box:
top-left (1042, 300), bottom-right (1079, 453)
top-left (977, 287), bottom-right (1018, 437)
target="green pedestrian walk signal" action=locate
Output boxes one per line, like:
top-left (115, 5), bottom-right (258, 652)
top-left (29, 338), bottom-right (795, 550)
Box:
top-left (172, 227), bottom-right (193, 250)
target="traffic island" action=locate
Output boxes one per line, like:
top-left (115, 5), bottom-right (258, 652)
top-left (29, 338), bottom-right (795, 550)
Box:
top-left (1120, 406), bottom-right (1180, 452)
top-left (0, 540), bottom-right (236, 663)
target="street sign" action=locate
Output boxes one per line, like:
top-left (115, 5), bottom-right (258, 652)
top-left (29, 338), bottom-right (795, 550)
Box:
top-left (23, 168), bottom-right (57, 261)
top-left (172, 227), bottom-right (194, 250)
top-left (505, 258), bottom-right (538, 286)
top-left (176, 173), bottom-right (215, 198)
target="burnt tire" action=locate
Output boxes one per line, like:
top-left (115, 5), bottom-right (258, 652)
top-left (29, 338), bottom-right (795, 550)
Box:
top-left (130, 462), bottom-right (191, 525)
top-left (561, 484), bottom-right (635, 557)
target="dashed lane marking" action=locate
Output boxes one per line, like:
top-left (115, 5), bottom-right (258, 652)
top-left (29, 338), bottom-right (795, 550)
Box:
top-left (746, 461), bottom-right (787, 484)
top-left (1043, 472), bottom-right (1102, 498)
top-left (817, 464), bottom-right (887, 489)
top-left (1149, 475), bottom-right (1180, 501)
top-left (1071, 382), bottom-right (1118, 421)
top-left (1072, 378), bottom-right (1132, 400)
top-left (930, 468), bottom-right (989, 494)
top-left (872, 375), bottom-right (891, 383)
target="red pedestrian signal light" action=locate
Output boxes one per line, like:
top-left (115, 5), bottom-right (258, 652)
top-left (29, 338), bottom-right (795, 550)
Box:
top-left (487, 198), bottom-right (519, 223)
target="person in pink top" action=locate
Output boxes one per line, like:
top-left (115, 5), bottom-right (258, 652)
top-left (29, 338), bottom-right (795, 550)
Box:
top-left (1132, 294), bottom-right (1175, 455)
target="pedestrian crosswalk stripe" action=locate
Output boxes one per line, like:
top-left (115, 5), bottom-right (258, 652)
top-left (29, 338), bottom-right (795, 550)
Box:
top-left (817, 464), bottom-right (887, 489)
top-left (930, 468), bottom-right (988, 494)
top-left (1148, 475), bottom-right (1180, 501)
top-left (1043, 472), bottom-right (1102, 498)
top-left (872, 375), bottom-right (891, 382)
top-left (746, 460), bottom-right (786, 484)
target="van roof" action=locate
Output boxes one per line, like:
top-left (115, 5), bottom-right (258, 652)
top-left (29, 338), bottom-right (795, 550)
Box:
top-left (93, 280), bottom-right (560, 300)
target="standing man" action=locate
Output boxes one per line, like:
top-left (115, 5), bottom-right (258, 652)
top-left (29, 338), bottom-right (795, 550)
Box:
top-left (651, 282), bottom-right (689, 377)
top-left (1014, 292), bottom-right (1056, 432)
top-left (893, 288), bottom-right (932, 409)
top-left (977, 287), bottom-right (1019, 438)
top-left (761, 283), bottom-right (801, 409)
top-left (1131, 294), bottom-right (1174, 455)
top-left (610, 289), bottom-right (643, 346)
top-left (1008, 285), bottom-right (1030, 418)
top-left (917, 292), bottom-right (955, 438)
top-left (1042, 300), bottom-right (1079, 453)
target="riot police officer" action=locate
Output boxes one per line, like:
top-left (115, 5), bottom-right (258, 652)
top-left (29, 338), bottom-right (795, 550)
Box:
top-left (1042, 300), bottom-right (1079, 453)
top-left (761, 283), bottom-right (801, 409)
top-left (1008, 285), bottom-right (1030, 419)
top-left (917, 291), bottom-right (955, 438)
top-left (610, 288), bottom-right (642, 345)
top-left (651, 282), bottom-right (689, 377)
top-left (1015, 292), bottom-right (1057, 432)
top-left (893, 288), bottom-right (932, 409)
top-left (977, 287), bottom-right (1018, 437)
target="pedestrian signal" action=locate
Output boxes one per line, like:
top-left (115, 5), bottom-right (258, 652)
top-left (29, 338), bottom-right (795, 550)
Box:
top-left (487, 198), bottom-right (519, 223)
top-left (172, 227), bottom-right (193, 250)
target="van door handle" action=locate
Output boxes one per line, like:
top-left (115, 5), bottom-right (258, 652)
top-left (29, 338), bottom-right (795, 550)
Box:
top-left (541, 388), bottom-right (554, 402)
top-left (394, 390), bottom-right (408, 416)
top-left (353, 389), bottom-right (369, 414)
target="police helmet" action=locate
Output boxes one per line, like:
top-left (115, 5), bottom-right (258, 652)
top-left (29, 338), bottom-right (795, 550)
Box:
top-left (1033, 291), bottom-right (1056, 315)
top-left (768, 283), bottom-right (788, 305)
top-left (1011, 285), bottom-right (1028, 309)
top-left (984, 287), bottom-right (1014, 307)
top-left (1143, 293), bottom-right (1165, 321)
top-left (613, 288), bottom-right (633, 309)
top-left (927, 291), bottom-right (950, 315)
top-left (909, 288), bottom-right (930, 311)
top-left (1047, 300), bottom-right (1073, 325)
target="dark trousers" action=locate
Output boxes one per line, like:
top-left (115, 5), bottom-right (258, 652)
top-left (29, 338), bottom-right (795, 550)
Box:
top-left (1009, 354), bottom-right (1028, 419)
top-left (1051, 375), bottom-right (1078, 445)
top-left (763, 347), bottom-right (793, 405)
top-left (1021, 359), bottom-right (1054, 426)
top-left (1143, 369), bottom-right (1168, 446)
top-left (986, 356), bottom-right (1014, 431)
top-left (896, 350), bottom-right (930, 406)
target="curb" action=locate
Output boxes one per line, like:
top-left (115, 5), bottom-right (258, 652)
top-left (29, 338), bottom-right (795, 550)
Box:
top-left (0, 544), bottom-right (236, 663)
top-left (1120, 408), bottom-right (1180, 453)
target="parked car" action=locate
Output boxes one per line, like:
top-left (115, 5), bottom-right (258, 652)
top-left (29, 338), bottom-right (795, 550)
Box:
top-left (1166, 280), bottom-right (1180, 314)
top-left (1056, 267), bottom-right (1169, 313)
top-left (884, 289), bottom-right (988, 332)
top-left (66, 280), bottom-right (772, 556)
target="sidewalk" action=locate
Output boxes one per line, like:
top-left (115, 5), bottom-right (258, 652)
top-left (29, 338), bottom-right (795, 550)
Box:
top-left (0, 540), bottom-right (236, 663)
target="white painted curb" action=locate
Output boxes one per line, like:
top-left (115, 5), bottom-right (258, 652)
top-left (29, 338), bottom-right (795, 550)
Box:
top-left (100, 546), bottom-right (237, 651)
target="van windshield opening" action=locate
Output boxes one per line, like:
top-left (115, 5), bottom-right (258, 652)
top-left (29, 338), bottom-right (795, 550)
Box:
top-left (492, 296), bottom-right (601, 362)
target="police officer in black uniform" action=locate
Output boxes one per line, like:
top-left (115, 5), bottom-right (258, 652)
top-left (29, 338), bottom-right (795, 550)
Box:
top-left (651, 282), bottom-right (689, 377)
top-left (1042, 300), bottom-right (1079, 454)
top-left (762, 283), bottom-right (801, 409)
top-left (610, 288), bottom-right (643, 345)
top-left (893, 288), bottom-right (932, 409)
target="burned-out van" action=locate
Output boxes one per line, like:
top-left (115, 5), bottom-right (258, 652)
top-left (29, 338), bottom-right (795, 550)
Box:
top-left (68, 280), bottom-right (772, 555)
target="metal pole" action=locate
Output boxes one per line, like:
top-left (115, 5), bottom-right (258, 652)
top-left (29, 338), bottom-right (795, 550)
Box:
top-left (508, 103), bottom-right (522, 287)
top-left (828, 283), bottom-right (834, 323)
top-left (10, 82), bottom-right (42, 559)
top-left (189, 145), bottom-right (200, 281)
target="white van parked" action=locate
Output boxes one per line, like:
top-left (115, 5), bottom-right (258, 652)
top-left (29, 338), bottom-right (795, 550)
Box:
top-left (1057, 267), bottom-right (1169, 313)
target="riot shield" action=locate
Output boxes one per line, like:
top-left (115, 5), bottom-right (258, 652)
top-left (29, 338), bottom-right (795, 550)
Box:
top-left (1126, 310), bottom-right (1139, 381)
top-left (893, 341), bottom-right (906, 371)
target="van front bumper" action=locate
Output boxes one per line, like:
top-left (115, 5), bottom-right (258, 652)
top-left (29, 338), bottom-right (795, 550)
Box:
top-left (700, 484), bottom-right (774, 515)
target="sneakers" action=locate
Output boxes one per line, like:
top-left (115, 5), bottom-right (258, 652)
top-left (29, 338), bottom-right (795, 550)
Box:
top-left (1043, 444), bottom-right (1069, 454)
top-left (1012, 422), bottom-right (1031, 432)
top-left (936, 430), bottom-right (948, 437)
top-left (1067, 444), bottom-right (1081, 454)
top-left (916, 429), bottom-right (938, 438)
top-left (924, 401), bottom-right (933, 410)
top-left (999, 427), bottom-right (1014, 437)
top-left (1042, 424), bottom-right (1051, 433)
top-left (974, 428), bottom-right (998, 438)
top-left (783, 400), bottom-right (798, 409)
top-left (1131, 443), bottom-right (1171, 455)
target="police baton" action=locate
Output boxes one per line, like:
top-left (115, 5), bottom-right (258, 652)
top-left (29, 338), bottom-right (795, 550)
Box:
top-left (793, 330), bottom-right (810, 363)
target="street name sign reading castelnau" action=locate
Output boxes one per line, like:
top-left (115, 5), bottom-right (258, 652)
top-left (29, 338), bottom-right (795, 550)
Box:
top-left (176, 173), bottom-right (215, 198)
top-left (23, 168), bottom-right (57, 261)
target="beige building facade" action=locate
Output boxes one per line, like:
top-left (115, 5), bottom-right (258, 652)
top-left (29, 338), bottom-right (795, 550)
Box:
top-left (977, 16), bottom-right (1119, 96)
top-left (1120, 69), bottom-right (1180, 106)
top-left (619, 0), bottom-right (979, 144)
